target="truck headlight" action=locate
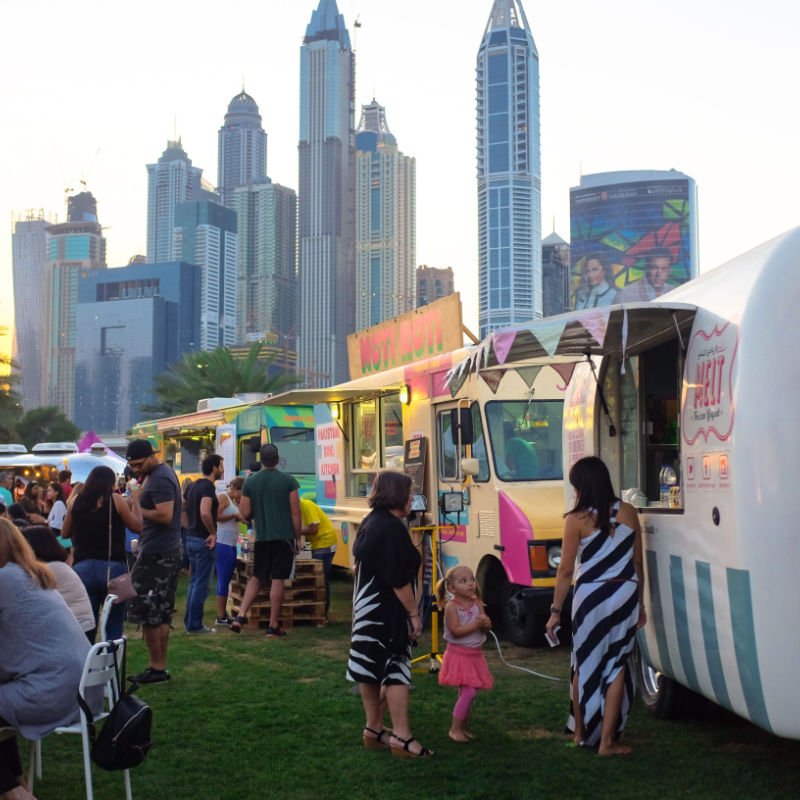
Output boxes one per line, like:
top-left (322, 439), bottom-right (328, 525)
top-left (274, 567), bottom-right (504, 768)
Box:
top-left (547, 545), bottom-right (562, 570)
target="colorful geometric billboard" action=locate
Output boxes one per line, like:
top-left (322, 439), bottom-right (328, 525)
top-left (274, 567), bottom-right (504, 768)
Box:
top-left (569, 173), bottom-right (697, 310)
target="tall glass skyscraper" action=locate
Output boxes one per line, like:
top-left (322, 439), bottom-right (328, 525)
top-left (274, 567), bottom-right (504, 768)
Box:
top-left (355, 100), bottom-right (416, 330)
top-left (476, 0), bottom-right (541, 338)
top-left (298, 0), bottom-right (355, 386)
top-left (12, 211), bottom-right (51, 409)
top-left (46, 192), bottom-right (107, 419)
top-left (146, 139), bottom-right (212, 263)
top-left (174, 200), bottom-right (238, 350)
top-left (217, 91), bottom-right (267, 208)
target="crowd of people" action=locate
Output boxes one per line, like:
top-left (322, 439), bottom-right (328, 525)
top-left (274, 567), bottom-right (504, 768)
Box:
top-left (0, 445), bottom-right (645, 796)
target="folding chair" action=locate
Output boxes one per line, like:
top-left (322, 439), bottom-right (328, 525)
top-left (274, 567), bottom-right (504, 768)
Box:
top-left (47, 639), bottom-right (133, 800)
top-left (99, 593), bottom-right (118, 644)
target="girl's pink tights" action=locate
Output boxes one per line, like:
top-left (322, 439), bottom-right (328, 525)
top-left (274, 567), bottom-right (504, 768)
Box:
top-left (453, 685), bottom-right (477, 719)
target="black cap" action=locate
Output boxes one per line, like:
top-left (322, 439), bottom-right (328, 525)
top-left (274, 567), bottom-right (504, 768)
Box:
top-left (126, 439), bottom-right (155, 460)
top-left (260, 443), bottom-right (280, 467)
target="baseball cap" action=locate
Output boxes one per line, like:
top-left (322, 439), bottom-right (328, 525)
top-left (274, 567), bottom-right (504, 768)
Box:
top-left (126, 439), bottom-right (155, 460)
top-left (260, 443), bottom-right (280, 467)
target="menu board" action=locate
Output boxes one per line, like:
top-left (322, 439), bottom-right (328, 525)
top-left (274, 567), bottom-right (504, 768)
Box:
top-left (403, 437), bottom-right (428, 498)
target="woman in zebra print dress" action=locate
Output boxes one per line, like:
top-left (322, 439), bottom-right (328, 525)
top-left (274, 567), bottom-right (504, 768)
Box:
top-left (346, 471), bottom-right (432, 758)
top-left (546, 456), bottom-right (646, 755)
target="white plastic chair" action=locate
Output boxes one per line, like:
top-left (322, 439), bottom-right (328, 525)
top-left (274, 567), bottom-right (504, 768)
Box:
top-left (48, 638), bottom-right (133, 800)
top-left (99, 593), bottom-right (118, 643)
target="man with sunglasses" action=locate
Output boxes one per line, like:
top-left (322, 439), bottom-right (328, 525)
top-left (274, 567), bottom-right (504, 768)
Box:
top-left (125, 439), bottom-right (182, 684)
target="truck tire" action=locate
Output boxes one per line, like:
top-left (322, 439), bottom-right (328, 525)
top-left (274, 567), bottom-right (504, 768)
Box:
top-left (634, 641), bottom-right (687, 719)
top-left (501, 584), bottom-right (546, 647)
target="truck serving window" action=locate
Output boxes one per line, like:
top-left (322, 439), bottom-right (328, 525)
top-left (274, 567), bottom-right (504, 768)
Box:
top-left (437, 403), bottom-right (489, 482)
top-left (349, 394), bottom-right (405, 496)
top-left (486, 400), bottom-right (564, 482)
top-left (269, 427), bottom-right (315, 476)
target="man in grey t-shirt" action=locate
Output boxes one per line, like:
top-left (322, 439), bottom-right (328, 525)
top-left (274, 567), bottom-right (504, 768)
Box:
top-left (125, 439), bottom-right (182, 684)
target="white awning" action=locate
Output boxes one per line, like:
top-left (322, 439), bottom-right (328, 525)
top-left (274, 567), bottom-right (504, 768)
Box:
top-left (449, 302), bottom-right (697, 380)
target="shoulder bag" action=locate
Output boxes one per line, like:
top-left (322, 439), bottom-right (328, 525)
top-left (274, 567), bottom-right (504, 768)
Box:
top-left (106, 497), bottom-right (138, 604)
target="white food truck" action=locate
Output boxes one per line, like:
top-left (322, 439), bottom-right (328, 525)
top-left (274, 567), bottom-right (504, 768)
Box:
top-left (457, 227), bottom-right (800, 738)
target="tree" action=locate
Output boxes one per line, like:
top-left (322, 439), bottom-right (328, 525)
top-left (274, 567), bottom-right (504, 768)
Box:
top-left (0, 357), bottom-right (23, 443)
top-left (16, 406), bottom-right (81, 451)
top-left (142, 342), bottom-right (299, 418)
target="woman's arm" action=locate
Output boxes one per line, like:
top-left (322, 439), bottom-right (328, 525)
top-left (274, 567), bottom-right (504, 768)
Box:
top-left (545, 513), bottom-right (582, 635)
top-left (393, 582), bottom-right (422, 639)
top-left (113, 491), bottom-right (142, 533)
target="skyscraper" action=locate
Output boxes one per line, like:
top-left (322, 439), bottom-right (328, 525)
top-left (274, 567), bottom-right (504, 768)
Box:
top-left (75, 261), bottom-right (201, 433)
top-left (146, 139), bottom-right (214, 263)
top-left (298, 0), bottom-right (355, 386)
top-left (217, 91), bottom-right (268, 208)
top-left (174, 200), bottom-right (238, 350)
top-left (417, 265), bottom-right (455, 309)
top-left (12, 211), bottom-right (51, 409)
top-left (569, 170), bottom-right (698, 308)
top-left (541, 232), bottom-right (570, 317)
top-left (476, 0), bottom-right (541, 338)
top-left (233, 181), bottom-right (297, 346)
top-left (46, 192), bottom-right (107, 419)
top-left (355, 99), bottom-right (416, 330)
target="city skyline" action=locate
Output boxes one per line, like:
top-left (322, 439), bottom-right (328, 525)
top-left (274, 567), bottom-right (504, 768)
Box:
top-left (2, 0), bottom-right (798, 359)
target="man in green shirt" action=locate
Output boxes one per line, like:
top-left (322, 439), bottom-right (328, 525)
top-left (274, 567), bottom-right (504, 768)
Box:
top-left (231, 444), bottom-right (301, 637)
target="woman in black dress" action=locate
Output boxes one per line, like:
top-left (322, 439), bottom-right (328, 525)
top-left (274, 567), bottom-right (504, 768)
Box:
top-left (346, 471), bottom-right (432, 758)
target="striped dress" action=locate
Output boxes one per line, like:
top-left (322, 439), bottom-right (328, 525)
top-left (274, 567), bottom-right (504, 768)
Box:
top-left (568, 501), bottom-right (639, 746)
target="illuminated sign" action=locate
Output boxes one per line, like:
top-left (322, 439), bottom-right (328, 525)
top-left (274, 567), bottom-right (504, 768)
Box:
top-left (347, 293), bottom-right (463, 380)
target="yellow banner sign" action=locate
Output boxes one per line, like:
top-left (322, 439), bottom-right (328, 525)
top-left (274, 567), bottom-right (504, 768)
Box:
top-left (347, 294), bottom-right (463, 380)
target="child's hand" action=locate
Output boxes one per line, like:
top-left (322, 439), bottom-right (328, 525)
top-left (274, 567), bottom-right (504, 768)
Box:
top-left (478, 614), bottom-right (492, 630)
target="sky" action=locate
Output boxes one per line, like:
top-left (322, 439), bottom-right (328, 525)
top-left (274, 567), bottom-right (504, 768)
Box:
top-left (1, 0), bottom-right (799, 359)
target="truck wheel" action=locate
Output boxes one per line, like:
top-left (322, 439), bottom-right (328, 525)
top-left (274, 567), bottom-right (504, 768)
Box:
top-left (634, 642), bottom-right (686, 719)
top-left (501, 584), bottom-right (545, 647)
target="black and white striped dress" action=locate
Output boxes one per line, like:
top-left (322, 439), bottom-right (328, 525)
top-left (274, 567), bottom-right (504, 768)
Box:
top-left (346, 509), bottom-right (420, 686)
top-left (568, 501), bottom-right (639, 746)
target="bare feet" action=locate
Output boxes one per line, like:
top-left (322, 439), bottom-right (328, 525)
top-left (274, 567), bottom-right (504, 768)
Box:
top-left (464, 730), bottom-right (477, 740)
top-left (598, 743), bottom-right (632, 756)
top-left (448, 728), bottom-right (470, 743)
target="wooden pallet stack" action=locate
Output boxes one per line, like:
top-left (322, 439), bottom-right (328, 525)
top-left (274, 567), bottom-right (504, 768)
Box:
top-left (229, 557), bottom-right (326, 630)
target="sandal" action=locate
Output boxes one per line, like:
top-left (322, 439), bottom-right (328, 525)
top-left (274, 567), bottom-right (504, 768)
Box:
top-left (229, 615), bottom-right (245, 634)
top-left (390, 734), bottom-right (433, 759)
top-left (362, 727), bottom-right (391, 750)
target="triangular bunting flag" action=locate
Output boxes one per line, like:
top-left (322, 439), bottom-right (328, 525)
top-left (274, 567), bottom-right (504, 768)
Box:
top-left (481, 369), bottom-right (505, 394)
top-left (551, 362), bottom-right (577, 387)
top-left (580, 309), bottom-right (610, 346)
top-left (448, 369), bottom-right (468, 397)
top-left (533, 319), bottom-right (568, 356)
top-left (515, 365), bottom-right (542, 388)
top-left (492, 331), bottom-right (517, 365)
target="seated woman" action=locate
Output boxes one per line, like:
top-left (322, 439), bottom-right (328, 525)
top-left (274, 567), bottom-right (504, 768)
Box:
top-left (0, 519), bottom-right (91, 800)
top-left (22, 527), bottom-right (95, 641)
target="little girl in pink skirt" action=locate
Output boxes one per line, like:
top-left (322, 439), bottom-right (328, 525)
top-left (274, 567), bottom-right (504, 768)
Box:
top-left (436, 565), bottom-right (494, 742)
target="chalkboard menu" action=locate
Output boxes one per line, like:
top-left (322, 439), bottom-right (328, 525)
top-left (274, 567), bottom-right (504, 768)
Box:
top-left (403, 437), bottom-right (428, 498)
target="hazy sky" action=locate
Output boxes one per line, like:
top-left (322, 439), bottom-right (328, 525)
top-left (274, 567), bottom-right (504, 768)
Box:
top-left (1, 0), bottom-right (798, 354)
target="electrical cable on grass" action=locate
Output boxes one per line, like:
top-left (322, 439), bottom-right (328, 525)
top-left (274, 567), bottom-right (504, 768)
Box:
top-left (488, 631), bottom-right (567, 682)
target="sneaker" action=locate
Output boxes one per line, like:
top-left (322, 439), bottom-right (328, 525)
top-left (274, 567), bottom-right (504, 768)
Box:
top-left (129, 667), bottom-right (171, 684)
top-left (186, 626), bottom-right (215, 635)
top-left (266, 626), bottom-right (287, 639)
top-left (216, 615), bottom-right (233, 625)
top-left (229, 615), bottom-right (246, 634)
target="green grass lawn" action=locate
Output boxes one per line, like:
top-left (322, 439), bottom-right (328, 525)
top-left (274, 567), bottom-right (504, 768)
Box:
top-left (33, 572), bottom-right (800, 800)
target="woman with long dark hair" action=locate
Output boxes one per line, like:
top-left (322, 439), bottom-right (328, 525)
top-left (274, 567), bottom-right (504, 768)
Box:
top-left (545, 456), bottom-right (646, 756)
top-left (346, 471), bottom-right (432, 758)
top-left (44, 482), bottom-right (69, 552)
top-left (61, 466), bottom-right (142, 641)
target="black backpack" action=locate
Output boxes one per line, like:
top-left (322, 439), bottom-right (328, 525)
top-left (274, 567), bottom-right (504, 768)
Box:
top-left (78, 641), bottom-right (152, 771)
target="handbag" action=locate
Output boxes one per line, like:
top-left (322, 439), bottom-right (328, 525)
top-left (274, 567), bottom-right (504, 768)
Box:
top-left (106, 497), bottom-right (138, 604)
top-left (78, 642), bottom-right (152, 771)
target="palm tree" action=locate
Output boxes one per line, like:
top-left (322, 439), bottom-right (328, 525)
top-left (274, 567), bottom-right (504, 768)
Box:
top-left (0, 357), bottom-right (22, 443)
top-left (142, 342), bottom-right (299, 418)
top-left (16, 406), bottom-right (80, 450)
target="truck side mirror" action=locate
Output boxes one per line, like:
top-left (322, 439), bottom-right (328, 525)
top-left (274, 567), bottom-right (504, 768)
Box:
top-left (450, 407), bottom-right (474, 446)
top-left (461, 457), bottom-right (479, 477)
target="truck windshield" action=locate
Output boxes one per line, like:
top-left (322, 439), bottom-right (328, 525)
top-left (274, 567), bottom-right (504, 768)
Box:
top-left (269, 427), bottom-right (316, 476)
top-left (485, 400), bottom-right (564, 481)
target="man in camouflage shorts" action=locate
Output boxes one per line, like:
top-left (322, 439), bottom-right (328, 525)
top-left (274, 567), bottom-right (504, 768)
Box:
top-left (125, 440), bottom-right (183, 684)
